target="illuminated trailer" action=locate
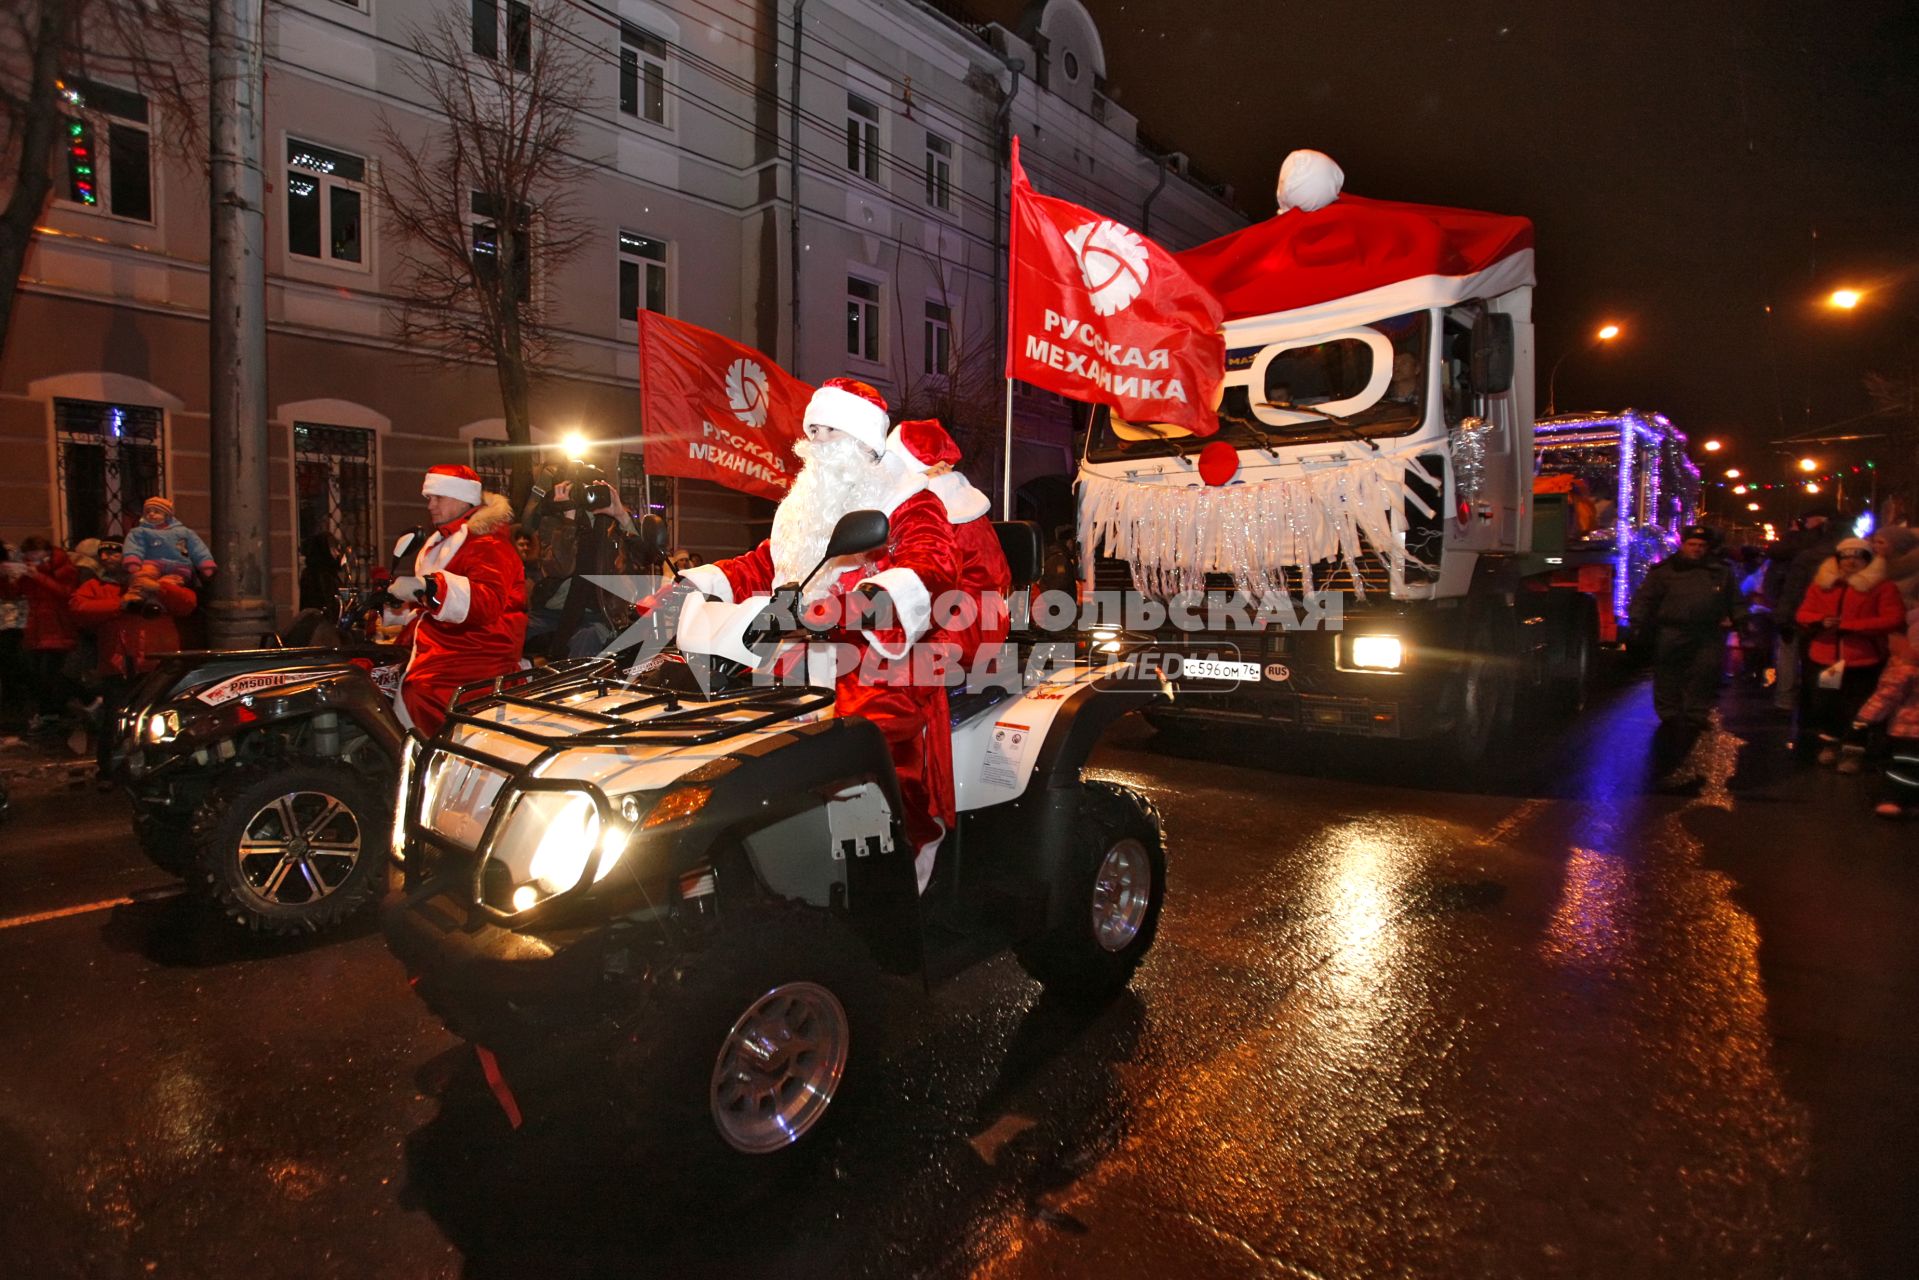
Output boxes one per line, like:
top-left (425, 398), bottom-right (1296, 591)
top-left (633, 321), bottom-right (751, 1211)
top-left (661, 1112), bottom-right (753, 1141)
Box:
top-left (1530, 410), bottom-right (1702, 641)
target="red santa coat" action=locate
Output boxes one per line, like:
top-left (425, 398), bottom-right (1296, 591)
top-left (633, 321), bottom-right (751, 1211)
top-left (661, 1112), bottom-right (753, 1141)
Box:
top-left (686, 487), bottom-right (961, 868)
top-left (924, 472), bottom-right (1011, 667)
top-left (395, 493), bottom-right (528, 736)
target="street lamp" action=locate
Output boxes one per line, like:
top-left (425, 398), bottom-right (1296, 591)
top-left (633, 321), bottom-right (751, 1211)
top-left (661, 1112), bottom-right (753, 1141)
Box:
top-left (1733, 484), bottom-right (1749, 495)
top-left (1544, 322), bottom-right (1623, 416)
top-left (1805, 482), bottom-right (1821, 495)
top-left (1702, 438), bottom-right (1723, 452)
top-left (1797, 457), bottom-right (1818, 473)
top-left (1725, 468), bottom-right (1741, 479)
top-left (1828, 288), bottom-right (1864, 310)
top-left (1747, 501), bottom-right (1762, 512)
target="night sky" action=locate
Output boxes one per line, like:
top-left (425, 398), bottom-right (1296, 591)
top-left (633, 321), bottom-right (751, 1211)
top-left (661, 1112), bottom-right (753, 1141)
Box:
top-left (974, 0), bottom-right (1919, 499)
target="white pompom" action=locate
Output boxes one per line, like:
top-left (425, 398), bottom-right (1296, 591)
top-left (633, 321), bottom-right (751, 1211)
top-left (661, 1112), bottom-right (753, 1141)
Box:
top-left (1275, 150), bottom-right (1344, 214)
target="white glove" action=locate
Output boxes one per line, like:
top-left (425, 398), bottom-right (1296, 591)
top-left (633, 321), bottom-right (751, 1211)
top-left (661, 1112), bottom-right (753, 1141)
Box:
top-left (388, 574), bottom-right (426, 603)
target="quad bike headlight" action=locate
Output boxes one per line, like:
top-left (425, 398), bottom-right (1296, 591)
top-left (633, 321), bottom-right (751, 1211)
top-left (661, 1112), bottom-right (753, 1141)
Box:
top-left (143, 710), bottom-right (181, 744)
top-left (490, 790), bottom-right (633, 912)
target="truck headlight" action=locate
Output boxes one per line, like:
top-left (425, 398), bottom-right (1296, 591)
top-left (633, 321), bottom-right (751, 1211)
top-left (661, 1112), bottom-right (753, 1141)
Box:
top-left (1348, 635), bottom-right (1405, 671)
top-left (143, 710), bottom-right (180, 744)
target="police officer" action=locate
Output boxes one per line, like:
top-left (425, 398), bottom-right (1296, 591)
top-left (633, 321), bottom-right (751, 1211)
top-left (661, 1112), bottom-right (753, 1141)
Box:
top-left (1630, 525), bottom-right (1747, 751)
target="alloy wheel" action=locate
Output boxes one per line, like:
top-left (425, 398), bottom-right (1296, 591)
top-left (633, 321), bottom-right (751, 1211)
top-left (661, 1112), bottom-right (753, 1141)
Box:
top-left (236, 791), bottom-right (363, 906)
top-left (709, 981), bottom-right (850, 1154)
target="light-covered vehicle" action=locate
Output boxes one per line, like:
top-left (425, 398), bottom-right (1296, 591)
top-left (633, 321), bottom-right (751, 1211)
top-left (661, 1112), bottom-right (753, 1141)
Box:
top-left (383, 513), bottom-right (1167, 1167)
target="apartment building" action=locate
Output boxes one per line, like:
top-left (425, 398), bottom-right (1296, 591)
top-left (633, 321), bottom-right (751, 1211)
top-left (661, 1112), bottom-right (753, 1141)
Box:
top-left (0, 0), bottom-right (1242, 614)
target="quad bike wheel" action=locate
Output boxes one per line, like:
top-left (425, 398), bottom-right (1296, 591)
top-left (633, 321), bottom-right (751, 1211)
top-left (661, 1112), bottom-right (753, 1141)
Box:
top-left (189, 761), bottom-right (390, 936)
top-left (132, 809), bottom-right (194, 877)
top-left (614, 908), bottom-right (879, 1178)
top-left (1016, 779), bottom-right (1166, 1003)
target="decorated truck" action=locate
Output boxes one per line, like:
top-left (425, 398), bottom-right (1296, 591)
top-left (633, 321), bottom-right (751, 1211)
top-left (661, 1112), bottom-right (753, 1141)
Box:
top-left (1075, 157), bottom-right (1612, 757)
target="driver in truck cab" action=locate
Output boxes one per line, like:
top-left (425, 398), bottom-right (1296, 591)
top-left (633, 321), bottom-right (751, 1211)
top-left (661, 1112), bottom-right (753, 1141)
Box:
top-left (384, 464), bottom-right (528, 736)
top-left (643, 379), bottom-right (964, 892)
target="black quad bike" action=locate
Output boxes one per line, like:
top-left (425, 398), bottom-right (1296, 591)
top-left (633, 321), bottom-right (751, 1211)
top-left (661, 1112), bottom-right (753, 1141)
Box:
top-left (109, 588), bottom-right (408, 935)
top-left (383, 512), bottom-right (1169, 1170)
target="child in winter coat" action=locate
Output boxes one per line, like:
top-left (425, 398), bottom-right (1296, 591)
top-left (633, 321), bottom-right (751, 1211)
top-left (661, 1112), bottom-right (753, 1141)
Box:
top-left (120, 497), bottom-right (217, 582)
top-left (1795, 536), bottom-right (1907, 762)
top-left (1844, 607), bottom-right (1919, 817)
top-left (0, 536), bottom-right (80, 726)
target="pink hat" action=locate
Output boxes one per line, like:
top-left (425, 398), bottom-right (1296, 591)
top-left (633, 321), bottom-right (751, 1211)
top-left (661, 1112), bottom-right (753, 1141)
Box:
top-left (803, 377), bottom-right (890, 454)
top-left (422, 464), bottom-right (483, 506)
top-left (887, 418), bottom-right (963, 471)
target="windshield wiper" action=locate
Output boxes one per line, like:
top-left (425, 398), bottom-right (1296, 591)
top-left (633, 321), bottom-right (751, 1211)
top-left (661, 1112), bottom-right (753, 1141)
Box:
top-left (1253, 400), bottom-right (1381, 452)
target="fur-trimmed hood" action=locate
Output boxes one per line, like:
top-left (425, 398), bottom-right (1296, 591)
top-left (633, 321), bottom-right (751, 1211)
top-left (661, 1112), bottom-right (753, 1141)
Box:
top-left (1813, 552), bottom-right (1888, 593)
top-left (464, 491), bottom-right (515, 537)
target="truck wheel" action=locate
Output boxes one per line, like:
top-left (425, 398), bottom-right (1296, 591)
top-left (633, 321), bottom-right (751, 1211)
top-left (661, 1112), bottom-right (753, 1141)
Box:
top-left (189, 762), bottom-right (390, 936)
top-left (1016, 780), bottom-right (1166, 1003)
top-left (616, 909), bottom-right (879, 1175)
top-left (132, 809), bottom-right (194, 877)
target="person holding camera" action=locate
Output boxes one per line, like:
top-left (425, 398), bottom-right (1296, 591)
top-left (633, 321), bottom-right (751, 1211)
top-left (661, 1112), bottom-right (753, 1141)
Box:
top-left (521, 459), bottom-right (650, 658)
top-left (385, 465), bottom-right (527, 736)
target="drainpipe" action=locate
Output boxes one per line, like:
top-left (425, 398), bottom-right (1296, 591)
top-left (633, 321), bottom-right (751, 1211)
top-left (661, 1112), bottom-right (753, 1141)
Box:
top-left (1140, 151), bottom-right (1171, 238)
top-left (787, 0), bottom-right (807, 370)
top-left (990, 59), bottom-right (1021, 513)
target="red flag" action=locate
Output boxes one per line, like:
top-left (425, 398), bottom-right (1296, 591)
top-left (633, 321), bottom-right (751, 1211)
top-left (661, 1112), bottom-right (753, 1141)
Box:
top-left (638, 310), bottom-right (812, 500)
top-left (1006, 139), bottom-right (1225, 435)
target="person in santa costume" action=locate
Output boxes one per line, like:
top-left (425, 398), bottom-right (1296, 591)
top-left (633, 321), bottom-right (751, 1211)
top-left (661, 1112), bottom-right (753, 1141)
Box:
top-left (883, 418), bottom-right (1012, 670)
top-left (387, 465), bottom-right (528, 736)
top-left (665, 378), bottom-right (962, 891)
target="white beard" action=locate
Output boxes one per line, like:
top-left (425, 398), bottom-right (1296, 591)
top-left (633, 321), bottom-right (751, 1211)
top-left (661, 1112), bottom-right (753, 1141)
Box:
top-left (770, 435), bottom-right (891, 595)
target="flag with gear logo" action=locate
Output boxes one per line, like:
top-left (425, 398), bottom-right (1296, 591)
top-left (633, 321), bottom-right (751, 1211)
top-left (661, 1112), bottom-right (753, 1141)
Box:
top-left (638, 310), bottom-right (813, 500)
top-left (1006, 137), bottom-right (1225, 435)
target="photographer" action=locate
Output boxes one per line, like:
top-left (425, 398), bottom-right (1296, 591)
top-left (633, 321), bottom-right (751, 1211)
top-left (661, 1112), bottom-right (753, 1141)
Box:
top-left (520, 459), bottom-right (652, 658)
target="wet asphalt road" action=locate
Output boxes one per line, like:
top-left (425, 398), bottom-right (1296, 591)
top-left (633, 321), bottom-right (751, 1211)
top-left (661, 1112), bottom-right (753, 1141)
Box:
top-left (1, 669), bottom-right (1914, 1279)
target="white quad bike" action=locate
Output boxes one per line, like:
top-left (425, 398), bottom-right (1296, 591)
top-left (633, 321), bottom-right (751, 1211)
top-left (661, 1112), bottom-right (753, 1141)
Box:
top-left (383, 511), bottom-right (1168, 1168)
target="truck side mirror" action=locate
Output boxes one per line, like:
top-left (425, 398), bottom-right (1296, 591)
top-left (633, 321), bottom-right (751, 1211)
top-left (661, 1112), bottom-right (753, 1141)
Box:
top-left (1471, 312), bottom-right (1515, 395)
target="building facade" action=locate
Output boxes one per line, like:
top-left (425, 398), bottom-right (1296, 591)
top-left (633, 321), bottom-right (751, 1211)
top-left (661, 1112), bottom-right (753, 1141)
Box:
top-left (0, 0), bottom-right (1242, 617)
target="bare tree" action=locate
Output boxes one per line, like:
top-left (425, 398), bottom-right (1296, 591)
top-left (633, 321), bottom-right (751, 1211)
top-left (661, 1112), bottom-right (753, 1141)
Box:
top-left (376, 0), bottom-right (591, 503)
top-left (893, 246), bottom-right (1008, 502)
top-left (0, 0), bottom-right (203, 362)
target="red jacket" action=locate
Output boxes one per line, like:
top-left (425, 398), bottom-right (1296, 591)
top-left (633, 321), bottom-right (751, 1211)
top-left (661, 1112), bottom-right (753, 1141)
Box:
top-left (69, 574), bottom-right (198, 678)
top-left (1795, 557), bottom-right (1905, 669)
top-left (0, 550), bottom-right (80, 651)
top-left (396, 493), bottom-right (528, 736)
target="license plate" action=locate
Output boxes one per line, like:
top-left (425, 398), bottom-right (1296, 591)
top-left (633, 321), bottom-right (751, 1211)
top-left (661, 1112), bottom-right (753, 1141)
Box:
top-left (1177, 658), bottom-right (1262, 682)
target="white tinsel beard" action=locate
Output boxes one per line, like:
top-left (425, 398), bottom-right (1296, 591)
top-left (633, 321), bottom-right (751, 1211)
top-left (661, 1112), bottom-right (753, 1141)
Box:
top-left (770, 434), bottom-right (890, 594)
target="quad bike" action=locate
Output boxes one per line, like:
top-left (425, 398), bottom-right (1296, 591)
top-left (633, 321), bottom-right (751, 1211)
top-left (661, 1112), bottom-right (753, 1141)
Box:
top-left (109, 587), bottom-right (408, 935)
top-left (383, 511), bottom-right (1169, 1169)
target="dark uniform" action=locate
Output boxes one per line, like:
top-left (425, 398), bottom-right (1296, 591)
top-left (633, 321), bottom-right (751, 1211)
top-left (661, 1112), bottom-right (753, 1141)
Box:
top-left (1630, 544), bottom-right (1746, 729)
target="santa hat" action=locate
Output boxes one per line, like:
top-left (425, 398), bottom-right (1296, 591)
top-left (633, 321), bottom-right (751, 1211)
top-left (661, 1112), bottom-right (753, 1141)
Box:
top-left (803, 378), bottom-right (890, 455)
top-left (142, 496), bottom-right (175, 517)
top-left (887, 419), bottom-right (963, 472)
top-left (1275, 149), bottom-right (1344, 214)
top-left (422, 464), bottom-right (484, 506)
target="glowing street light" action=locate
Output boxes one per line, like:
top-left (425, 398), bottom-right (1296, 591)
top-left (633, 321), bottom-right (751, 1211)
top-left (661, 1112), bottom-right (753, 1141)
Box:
top-left (1797, 457), bottom-right (1818, 473)
top-left (1805, 482), bottom-right (1822, 495)
top-left (1733, 484), bottom-right (1749, 495)
top-left (1545, 322), bottom-right (1626, 415)
top-left (1747, 502), bottom-right (1762, 511)
top-left (1702, 438), bottom-right (1723, 452)
top-left (1828, 288), bottom-right (1863, 310)
top-left (1597, 323), bottom-right (1622, 341)
top-left (1725, 468), bottom-right (1741, 479)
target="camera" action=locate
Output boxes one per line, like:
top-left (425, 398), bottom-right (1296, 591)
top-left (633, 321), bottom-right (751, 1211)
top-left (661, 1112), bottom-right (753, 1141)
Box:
top-left (572, 462), bottom-right (615, 513)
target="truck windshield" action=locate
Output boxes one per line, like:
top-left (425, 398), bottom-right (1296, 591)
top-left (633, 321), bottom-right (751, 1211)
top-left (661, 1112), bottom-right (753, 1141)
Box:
top-left (1087, 311), bottom-right (1429, 460)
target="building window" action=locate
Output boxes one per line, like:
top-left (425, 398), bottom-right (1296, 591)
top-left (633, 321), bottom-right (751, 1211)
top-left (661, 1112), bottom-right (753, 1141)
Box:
top-left (619, 23), bottom-right (666, 124)
top-left (846, 276), bottom-right (881, 363)
top-left (472, 0), bottom-right (531, 72)
top-left (924, 132), bottom-right (952, 211)
top-left (845, 94), bottom-right (879, 181)
top-left (57, 78), bottom-right (151, 222)
top-left (1062, 50), bottom-right (1080, 82)
top-left (53, 398), bottom-right (165, 541)
top-left (285, 139), bottom-right (367, 266)
top-left (294, 423), bottom-right (378, 592)
top-left (471, 191), bottom-right (532, 300)
top-left (923, 300), bottom-right (952, 376)
top-left (1032, 33), bottom-right (1051, 93)
top-left (618, 231), bottom-right (667, 321)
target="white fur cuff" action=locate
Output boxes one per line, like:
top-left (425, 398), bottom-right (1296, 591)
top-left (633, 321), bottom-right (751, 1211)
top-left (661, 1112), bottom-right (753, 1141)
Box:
top-left (680, 563), bottom-right (734, 603)
top-left (434, 572), bottom-right (472, 624)
top-left (860, 566), bottom-right (933, 660)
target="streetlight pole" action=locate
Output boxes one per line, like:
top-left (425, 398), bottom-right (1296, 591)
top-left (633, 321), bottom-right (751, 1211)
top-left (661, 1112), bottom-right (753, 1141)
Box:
top-left (1543, 323), bottom-right (1621, 417)
top-left (205, 0), bottom-right (273, 649)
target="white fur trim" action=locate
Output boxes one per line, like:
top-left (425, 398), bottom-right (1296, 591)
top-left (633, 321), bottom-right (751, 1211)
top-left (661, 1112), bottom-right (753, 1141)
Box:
top-left (928, 472), bottom-right (990, 524)
top-left (680, 563), bottom-right (734, 603)
top-left (423, 472), bottom-right (483, 505)
top-left (876, 471), bottom-right (928, 516)
top-left (804, 385), bottom-right (890, 455)
top-left (914, 819), bottom-right (946, 894)
top-left (860, 566), bottom-right (933, 660)
top-left (434, 572), bottom-right (472, 625)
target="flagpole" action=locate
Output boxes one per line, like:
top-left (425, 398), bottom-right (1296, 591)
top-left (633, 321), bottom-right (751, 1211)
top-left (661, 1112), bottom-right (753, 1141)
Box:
top-left (1002, 136), bottom-right (1020, 520)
